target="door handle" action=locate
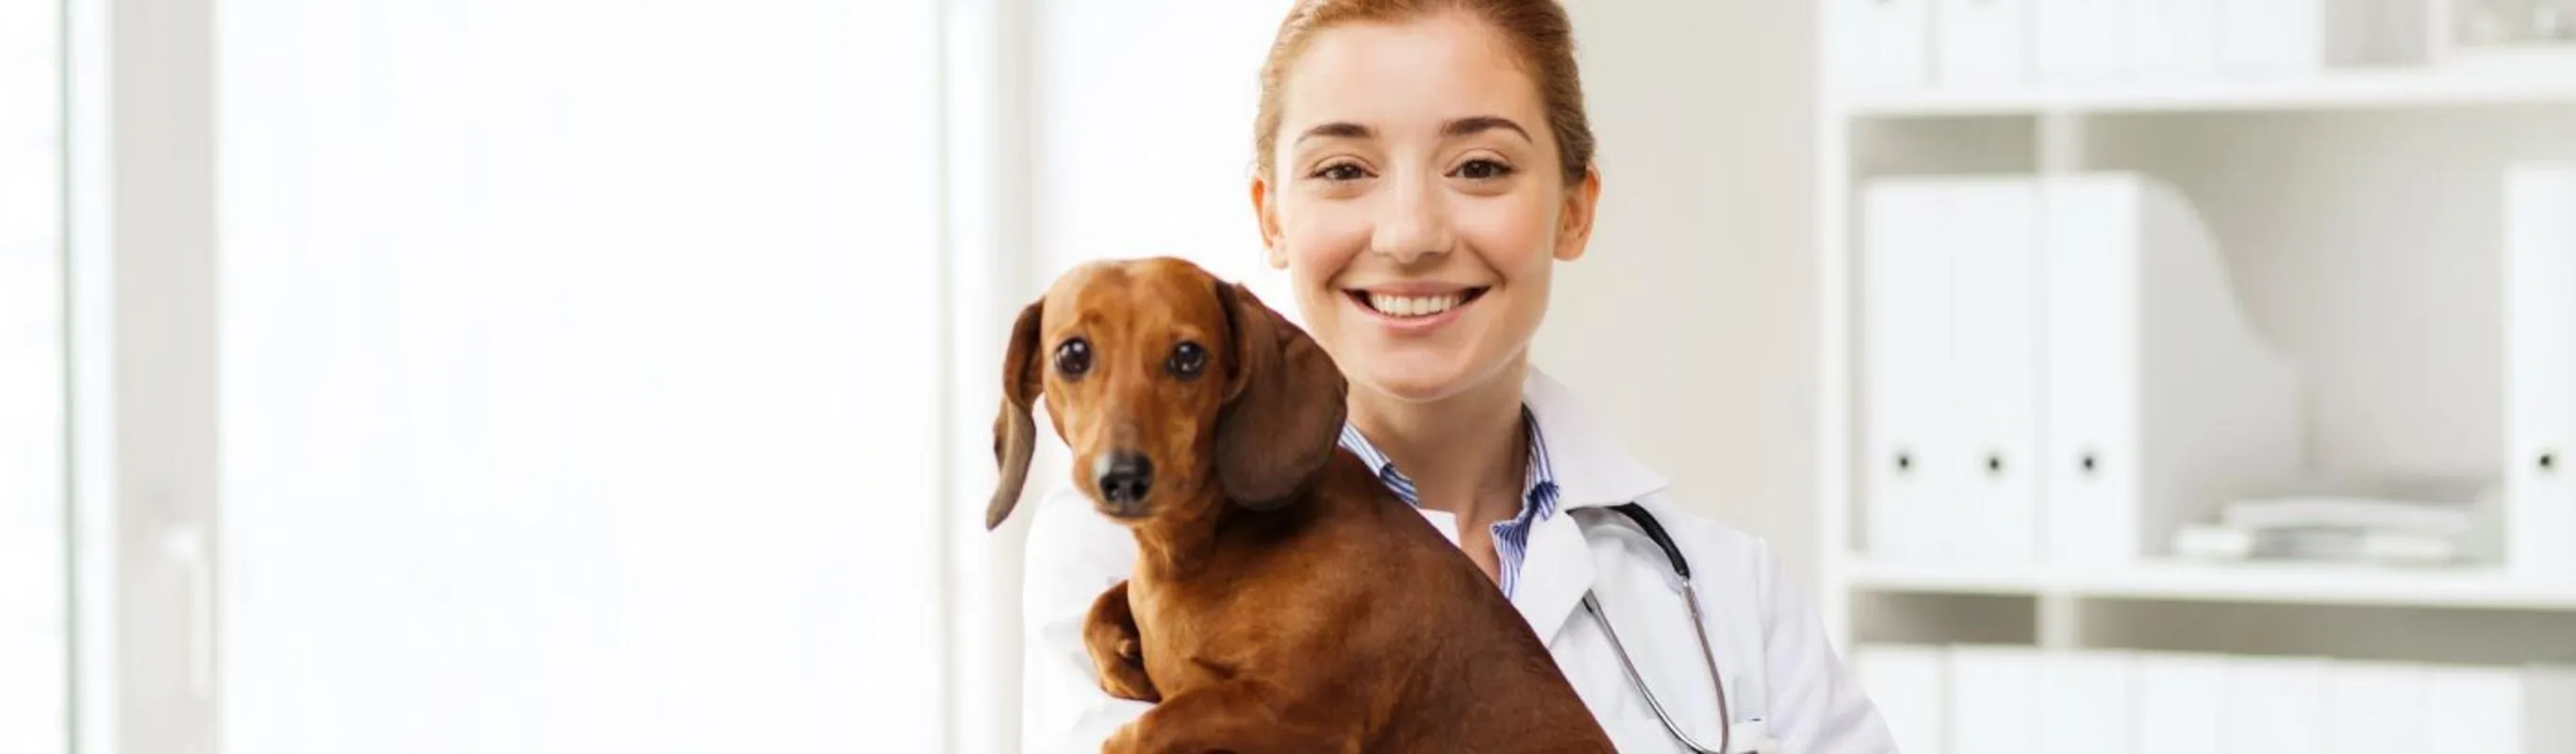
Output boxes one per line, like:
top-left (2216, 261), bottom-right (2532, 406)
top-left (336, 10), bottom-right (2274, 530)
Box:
top-left (160, 524), bottom-right (212, 699)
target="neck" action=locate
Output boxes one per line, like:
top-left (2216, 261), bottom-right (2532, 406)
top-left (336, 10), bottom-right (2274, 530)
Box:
top-left (1347, 356), bottom-right (1530, 528)
top-left (1130, 495), bottom-right (1226, 582)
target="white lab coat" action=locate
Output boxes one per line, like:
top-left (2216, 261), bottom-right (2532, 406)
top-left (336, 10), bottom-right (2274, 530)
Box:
top-left (1018, 369), bottom-right (1900, 753)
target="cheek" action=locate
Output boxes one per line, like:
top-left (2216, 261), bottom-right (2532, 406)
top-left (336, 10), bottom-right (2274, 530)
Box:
top-left (1454, 190), bottom-right (1560, 275)
top-left (1278, 198), bottom-right (1371, 332)
top-left (1280, 199), bottom-right (1370, 278)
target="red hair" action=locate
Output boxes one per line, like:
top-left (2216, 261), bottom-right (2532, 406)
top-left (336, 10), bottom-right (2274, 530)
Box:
top-left (1253, 0), bottom-right (1596, 187)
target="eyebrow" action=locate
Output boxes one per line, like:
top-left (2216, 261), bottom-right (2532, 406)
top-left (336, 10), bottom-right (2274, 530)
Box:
top-left (1292, 116), bottom-right (1534, 147)
top-left (1295, 122), bottom-right (1374, 145)
top-left (1443, 115), bottom-right (1531, 142)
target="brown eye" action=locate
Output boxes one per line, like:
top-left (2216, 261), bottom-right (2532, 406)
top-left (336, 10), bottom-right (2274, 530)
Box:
top-left (1454, 158), bottom-right (1513, 180)
top-left (1167, 341), bottom-right (1207, 380)
top-left (1313, 162), bottom-right (1369, 182)
top-left (1055, 337), bottom-right (1091, 378)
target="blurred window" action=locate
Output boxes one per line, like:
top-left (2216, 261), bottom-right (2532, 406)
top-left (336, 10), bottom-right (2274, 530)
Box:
top-left (215, 1), bottom-right (947, 750)
top-left (0, 0), bottom-right (70, 748)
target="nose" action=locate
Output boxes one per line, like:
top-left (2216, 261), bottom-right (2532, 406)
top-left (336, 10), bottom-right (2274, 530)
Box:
top-left (1371, 172), bottom-right (1453, 264)
top-left (1093, 451), bottom-right (1155, 512)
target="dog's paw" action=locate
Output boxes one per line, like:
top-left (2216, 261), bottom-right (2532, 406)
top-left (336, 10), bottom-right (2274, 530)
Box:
top-left (1095, 653), bottom-right (1162, 702)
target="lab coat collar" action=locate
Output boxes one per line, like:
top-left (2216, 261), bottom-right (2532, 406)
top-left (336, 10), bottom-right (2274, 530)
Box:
top-left (1518, 368), bottom-right (1670, 511)
top-left (1511, 367), bottom-right (1670, 642)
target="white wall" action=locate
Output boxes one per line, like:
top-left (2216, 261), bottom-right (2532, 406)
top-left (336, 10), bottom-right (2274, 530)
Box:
top-left (1544, 0), bottom-right (1825, 587)
top-left (1028, 0), bottom-right (1299, 299)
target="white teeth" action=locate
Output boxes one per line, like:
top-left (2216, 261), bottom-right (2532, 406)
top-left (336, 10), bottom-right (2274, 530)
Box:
top-left (1365, 292), bottom-right (1465, 318)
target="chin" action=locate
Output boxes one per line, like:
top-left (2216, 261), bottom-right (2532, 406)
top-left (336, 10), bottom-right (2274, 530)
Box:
top-left (1351, 354), bottom-right (1483, 403)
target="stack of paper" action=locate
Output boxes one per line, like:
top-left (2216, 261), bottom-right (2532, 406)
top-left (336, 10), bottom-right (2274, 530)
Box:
top-left (2173, 481), bottom-right (2495, 566)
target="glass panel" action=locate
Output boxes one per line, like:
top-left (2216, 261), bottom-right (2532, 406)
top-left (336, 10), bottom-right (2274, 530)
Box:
top-left (0, 0), bottom-right (69, 749)
top-left (215, 1), bottom-right (945, 750)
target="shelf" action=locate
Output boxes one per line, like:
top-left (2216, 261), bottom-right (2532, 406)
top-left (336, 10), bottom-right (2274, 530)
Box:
top-left (1840, 63), bottom-right (2576, 118)
top-left (1844, 558), bottom-right (2576, 612)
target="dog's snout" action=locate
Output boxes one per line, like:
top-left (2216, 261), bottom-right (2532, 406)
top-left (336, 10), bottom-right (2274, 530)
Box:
top-left (1094, 452), bottom-right (1155, 511)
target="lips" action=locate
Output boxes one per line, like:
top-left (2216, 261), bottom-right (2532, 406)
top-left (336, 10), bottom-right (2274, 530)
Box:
top-left (1346, 287), bottom-right (1490, 320)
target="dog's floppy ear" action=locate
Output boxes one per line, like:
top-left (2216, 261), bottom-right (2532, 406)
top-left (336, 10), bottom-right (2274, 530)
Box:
top-left (1214, 282), bottom-right (1348, 509)
top-left (985, 299), bottom-right (1047, 530)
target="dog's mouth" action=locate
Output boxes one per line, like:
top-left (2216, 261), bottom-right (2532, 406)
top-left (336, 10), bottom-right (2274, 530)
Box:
top-left (1344, 287), bottom-right (1490, 320)
top-left (1095, 502), bottom-right (1151, 523)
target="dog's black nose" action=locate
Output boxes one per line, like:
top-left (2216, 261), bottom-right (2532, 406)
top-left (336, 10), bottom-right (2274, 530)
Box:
top-left (1094, 452), bottom-right (1154, 511)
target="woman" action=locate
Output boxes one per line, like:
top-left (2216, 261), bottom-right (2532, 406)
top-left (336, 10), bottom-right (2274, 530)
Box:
top-left (1021, 1), bottom-right (1897, 751)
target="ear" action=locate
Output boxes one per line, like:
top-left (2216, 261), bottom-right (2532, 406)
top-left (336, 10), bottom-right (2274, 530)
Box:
top-left (1250, 177), bottom-right (1287, 270)
top-left (985, 299), bottom-right (1048, 530)
top-left (1554, 166), bottom-right (1602, 262)
top-left (1214, 282), bottom-right (1347, 508)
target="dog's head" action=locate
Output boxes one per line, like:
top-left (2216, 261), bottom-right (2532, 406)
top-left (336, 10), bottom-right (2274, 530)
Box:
top-left (984, 257), bottom-right (1347, 531)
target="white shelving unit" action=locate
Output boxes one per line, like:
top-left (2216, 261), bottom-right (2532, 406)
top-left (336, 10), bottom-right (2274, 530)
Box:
top-left (1814, 8), bottom-right (2576, 662)
top-left (1845, 558), bottom-right (2576, 612)
top-left (1845, 60), bottom-right (2576, 117)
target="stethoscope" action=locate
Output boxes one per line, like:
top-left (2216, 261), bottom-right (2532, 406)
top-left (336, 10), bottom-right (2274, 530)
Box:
top-left (1577, 502), bottom-right (1754, 754)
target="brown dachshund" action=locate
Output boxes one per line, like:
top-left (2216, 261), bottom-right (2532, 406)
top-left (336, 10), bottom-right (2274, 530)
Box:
top-left (986, 257), bottom-right (1614, 753)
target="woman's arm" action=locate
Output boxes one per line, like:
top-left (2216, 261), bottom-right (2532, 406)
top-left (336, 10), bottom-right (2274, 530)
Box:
top-left (1755, 538), bottom-right (1900, 753)
top-left (1018, 486), bottom-right (1152, 753)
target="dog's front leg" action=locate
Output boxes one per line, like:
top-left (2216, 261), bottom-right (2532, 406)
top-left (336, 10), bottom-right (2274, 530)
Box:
top-left (1083, 581), bottom-right (1160, 702)
top-left (1100, 680), bottom-right (1362, 754)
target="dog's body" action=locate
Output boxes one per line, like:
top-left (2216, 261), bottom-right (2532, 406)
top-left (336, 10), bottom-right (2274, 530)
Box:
top-left (1105, 451), bottom-right (1608, 752)
top-left (987, 258), bottom-right (1611, 753)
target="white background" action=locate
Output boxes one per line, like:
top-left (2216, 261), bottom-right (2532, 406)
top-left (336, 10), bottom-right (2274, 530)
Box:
top-left (214, 0), bottom-right (944, 751)
top-left (0, 0), bottom-right (66, 746)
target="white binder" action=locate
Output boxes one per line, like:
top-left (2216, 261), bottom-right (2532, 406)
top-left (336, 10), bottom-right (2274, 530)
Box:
top-left (2038, 650), bottom-right (2131, 753)
top-left (2220, 0), bottom-right (2441, 74)
top-left (1853, 645), bottom-right (1948, 754)
top-left (1949, 182), bottom-right (2041, 566)
top-left (1935, 0), bottom-right (2030, 86)
top-left (2218, 0), bottom-right (2324, 74)
top-left (1832, 0), bottom-right (1931, 90)
top-left (2134, 652), bottom-right (2226, 752)
top-left (2041, 174), bottom-right (2303, 566)
top-left (2034, 0), bottom-right (2127, 81)
top-left (1945, 646), bottom-right (2038, 754)
top-left (2506, 164), bottom-right (2576, 580)
top-left (2325, 662), bottom-right (2423, 754)
top-left (2125, 0), bottom-right (2220, 78)
top-left (2227, 655), bottom-right (2326, 754)
top-left (2429, 665), bottom-right (2525, 752)
top-left (1863, 182), bottom-right (1958, 562)
top-left (2416, 664), bottom-right (2576, 752)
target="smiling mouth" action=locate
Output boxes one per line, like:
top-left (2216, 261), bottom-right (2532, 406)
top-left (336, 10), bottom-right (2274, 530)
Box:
top-left (1346, 287), bottom-right (1491, 319)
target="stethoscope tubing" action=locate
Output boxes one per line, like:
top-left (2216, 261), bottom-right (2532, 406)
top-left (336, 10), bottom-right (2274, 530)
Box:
top-left (1583, 502), bottom-right (1734, 754)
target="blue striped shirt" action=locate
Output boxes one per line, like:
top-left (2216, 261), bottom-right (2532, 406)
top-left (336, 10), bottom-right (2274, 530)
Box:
top-left (1335, 406), bottom-right (1560, 598)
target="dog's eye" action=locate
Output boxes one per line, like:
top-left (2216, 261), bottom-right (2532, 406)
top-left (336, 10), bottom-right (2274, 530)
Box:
top-left (1054, 337), bottom-right (1092, 378)
top-left (1167, 341), bottom-right (1207, 380)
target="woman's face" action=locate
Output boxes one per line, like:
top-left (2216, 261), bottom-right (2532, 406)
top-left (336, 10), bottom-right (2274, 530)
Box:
top-left (1254, 13), bottom-right (1598, 404)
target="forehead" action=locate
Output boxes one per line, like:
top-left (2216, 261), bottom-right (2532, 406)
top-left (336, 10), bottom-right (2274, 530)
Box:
top-left (1042, 259), bottom-right (1222, 336)
top-left (1279, 15), bottom-right (1549, 139)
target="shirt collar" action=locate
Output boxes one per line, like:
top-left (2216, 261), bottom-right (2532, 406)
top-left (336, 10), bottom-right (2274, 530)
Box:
top-left (1335, 406), bottom-right (1560, 521)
